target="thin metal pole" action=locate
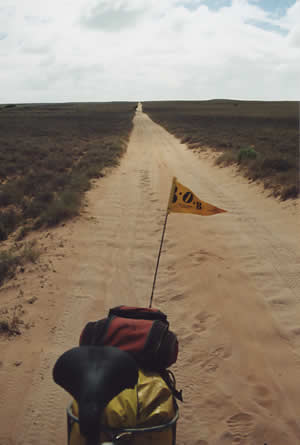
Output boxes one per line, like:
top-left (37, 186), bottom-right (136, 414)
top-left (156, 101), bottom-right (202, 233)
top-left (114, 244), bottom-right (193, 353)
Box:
top-left (149, 209), bottom-right (169, 308)
top-left (149, 177), bottom-right (176, 308)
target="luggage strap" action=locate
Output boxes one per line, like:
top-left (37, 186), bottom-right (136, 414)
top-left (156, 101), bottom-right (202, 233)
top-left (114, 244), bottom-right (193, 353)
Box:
top-left (161, 369), bottom-right (183, 402)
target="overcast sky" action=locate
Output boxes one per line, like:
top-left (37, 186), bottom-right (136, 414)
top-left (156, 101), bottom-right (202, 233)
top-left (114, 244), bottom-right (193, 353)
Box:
top-left (0, 0), bottom-right (299, 103)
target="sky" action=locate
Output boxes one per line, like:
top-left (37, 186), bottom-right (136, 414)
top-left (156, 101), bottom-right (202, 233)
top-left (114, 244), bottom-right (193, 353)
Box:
top-left (0, 0), bottom-right (299, 103)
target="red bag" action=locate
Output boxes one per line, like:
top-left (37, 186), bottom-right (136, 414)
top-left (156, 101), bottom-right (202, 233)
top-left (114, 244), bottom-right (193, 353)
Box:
top-left (79, 306), bottom-right (178, 372)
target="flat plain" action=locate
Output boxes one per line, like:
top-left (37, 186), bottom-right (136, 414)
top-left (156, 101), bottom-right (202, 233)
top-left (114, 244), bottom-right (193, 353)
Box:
top-left (0, 102), bottom-right (299, 445)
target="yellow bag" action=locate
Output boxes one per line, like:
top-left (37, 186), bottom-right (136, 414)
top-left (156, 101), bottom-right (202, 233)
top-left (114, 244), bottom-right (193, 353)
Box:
top-left (69, 369), bottom-right (177, 445)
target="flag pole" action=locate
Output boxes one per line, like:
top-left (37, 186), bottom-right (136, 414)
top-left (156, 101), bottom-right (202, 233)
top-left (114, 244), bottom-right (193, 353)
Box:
top-left (149, 209), bottom-right (169, 308)
top-left (149, 177), bottom-right (176, 308)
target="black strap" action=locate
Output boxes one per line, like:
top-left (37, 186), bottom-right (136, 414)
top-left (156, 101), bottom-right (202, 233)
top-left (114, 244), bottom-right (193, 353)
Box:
top-left (160, 369), bottom-right (183, 402)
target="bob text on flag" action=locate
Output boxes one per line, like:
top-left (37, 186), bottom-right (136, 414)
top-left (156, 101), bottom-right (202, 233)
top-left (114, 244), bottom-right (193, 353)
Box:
top-left (167, 177), bottom-right (227, 216)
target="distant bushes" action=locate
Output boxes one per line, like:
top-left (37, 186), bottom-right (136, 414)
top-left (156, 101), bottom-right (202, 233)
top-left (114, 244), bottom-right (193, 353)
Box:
top-left (0, 102), bottom-right (136, 241)
top-left (143, 100), bottom-right (298, 200)
top-left (237, 146), bottom-right (257, 163)
top-left (3, 104), bottom-right (16, 109)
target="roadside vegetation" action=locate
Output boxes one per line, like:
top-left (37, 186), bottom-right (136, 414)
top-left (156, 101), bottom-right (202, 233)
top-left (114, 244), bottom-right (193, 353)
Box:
top-left (0, 102), bottom-right (136, 237)
top-left (0, 102), bottom-right (136, 285)
top-left (0, 303), bottom-right (25, 336)
top-left (143, 100), bottom-right (299, 200)
top-left (0, 240), bottom-right (40, 286)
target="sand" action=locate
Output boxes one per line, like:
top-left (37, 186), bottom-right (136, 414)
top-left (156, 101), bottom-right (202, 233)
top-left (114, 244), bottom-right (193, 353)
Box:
top-left (0, 104), bottom-right (300, 444)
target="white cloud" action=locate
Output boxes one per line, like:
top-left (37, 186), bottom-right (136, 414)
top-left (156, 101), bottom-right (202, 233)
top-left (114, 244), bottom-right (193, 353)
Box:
top-left (0, 0), bottom-right (299, 102)
top-left (80, 1), bottom-right (144, 31)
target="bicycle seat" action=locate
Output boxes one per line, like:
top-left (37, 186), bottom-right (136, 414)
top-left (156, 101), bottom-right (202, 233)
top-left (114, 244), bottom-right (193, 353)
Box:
top-left (53, 346), bottom-right (138, 445)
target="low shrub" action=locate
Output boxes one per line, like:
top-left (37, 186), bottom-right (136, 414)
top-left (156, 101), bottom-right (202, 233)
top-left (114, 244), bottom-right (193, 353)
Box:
top-left (16, 226), bottom-right (30, 241)
top-left (261, 158), bottom-right (292, 172)
top-left (52, 174), bottom-right (69, 189)
top-left (23, 199), bottom-right (46, 219)
top-left (0, 250), bottom-right (19, 285)
top-left (0, 183), bottom-right (24, 207)
top-left (238, 146), bottom-right (258, 163)
top-left (21, 240), bottom-right (40, 263)
top-left (281, 185), bottom-right (299, 200)
top-left (0, 304), bottom-right (23, 336)
top-left (36, 191), bottom-right (54, 203)
top-left (0, 208), bottom-right (20, 237)
top-left (181, 135), bottom-right (194, 144)
top-left (85, 166), bottom-right (103, 179)
top-left (0, 241), bottom-right (40, 286)
top-left (38, 189), bottom-right (81, 227)
top-left (68, 172), bottom-right (90, 192)
top-left (0, 223), bottom-right (8, 241)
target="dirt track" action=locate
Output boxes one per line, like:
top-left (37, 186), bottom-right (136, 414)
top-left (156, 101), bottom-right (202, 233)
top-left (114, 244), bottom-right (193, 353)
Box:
top-left (0, 104), bottom-right (300, 445)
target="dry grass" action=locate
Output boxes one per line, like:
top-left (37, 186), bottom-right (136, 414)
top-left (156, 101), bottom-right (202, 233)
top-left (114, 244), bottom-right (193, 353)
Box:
top-left (0, 241), bottom-right (40, 286)
top-left (143, 100), bottom-right (299, 199)
top-left (0, 304), bottom-right (24, 336)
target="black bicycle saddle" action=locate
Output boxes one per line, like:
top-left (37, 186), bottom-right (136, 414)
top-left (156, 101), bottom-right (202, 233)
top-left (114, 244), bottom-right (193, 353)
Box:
top-left (53, 346), bottom-right (139, 444)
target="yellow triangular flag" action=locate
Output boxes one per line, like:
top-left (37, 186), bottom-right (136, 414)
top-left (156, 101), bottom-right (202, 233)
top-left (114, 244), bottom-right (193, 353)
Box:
top-left (167, 177), bottom-right (227, 216)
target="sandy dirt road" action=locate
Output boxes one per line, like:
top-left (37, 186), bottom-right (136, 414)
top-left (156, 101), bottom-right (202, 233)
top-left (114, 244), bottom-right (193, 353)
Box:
top-left (0, 104), bottom-right (300, 445)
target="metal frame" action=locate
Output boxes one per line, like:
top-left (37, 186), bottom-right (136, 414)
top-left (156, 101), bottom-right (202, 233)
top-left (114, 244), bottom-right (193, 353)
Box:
top-left (66, 402), bottom-right (179, 444)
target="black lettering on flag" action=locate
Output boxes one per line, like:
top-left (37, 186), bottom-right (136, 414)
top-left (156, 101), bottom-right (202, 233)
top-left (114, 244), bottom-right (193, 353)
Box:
top-left (183, 192), bottom-right (193, 203)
